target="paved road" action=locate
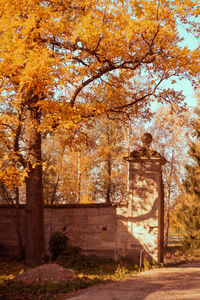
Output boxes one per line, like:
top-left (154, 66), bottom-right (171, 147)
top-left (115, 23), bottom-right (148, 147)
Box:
top-left (64, 264), bottom-right (200, 300)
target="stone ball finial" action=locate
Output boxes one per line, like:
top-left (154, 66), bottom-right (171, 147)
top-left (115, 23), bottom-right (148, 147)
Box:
top-left (141, 133), bottom-right (153, 149)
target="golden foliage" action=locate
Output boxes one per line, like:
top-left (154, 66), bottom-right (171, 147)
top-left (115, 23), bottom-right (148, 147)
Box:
top-left (0, 0), bottom-right (199, 190)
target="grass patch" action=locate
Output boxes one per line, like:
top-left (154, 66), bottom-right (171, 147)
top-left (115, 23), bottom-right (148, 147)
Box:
top-left (0, 258), bottom-right (138, 299)
top-left (164, 244), bottom-right (200, 266)
top-left (0, 251), bottom-right (157, 299)
top-left (56, 247), bottom-right (140, 280)
top-left (0, 260), bottom-right (26, 285)
top-left (0, 277), bottom-right (104, 299)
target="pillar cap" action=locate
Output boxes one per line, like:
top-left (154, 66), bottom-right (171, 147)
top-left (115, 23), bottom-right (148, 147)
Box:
top-left (124, 133), bottom-right (167, 165)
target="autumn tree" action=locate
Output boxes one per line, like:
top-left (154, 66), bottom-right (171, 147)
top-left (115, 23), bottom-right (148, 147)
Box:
top-left (176, 101), bottom-right (200, 249)
top-left (85, 82), bottom-right (152, 203)
top-left (149, 105), bottom-right (190, 247)
top-left (0, 0), bottom-right (199, 264)
top-left (88, 117), bottom-right (126, 203)
top-left (183, 104), bottom-right (200, 199)
top-left (43, 112), bottom-right (148, 204)
top-left (41, 126), bottom-right (97, 204)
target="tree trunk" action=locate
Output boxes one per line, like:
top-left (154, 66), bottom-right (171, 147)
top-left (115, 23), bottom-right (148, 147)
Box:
top-left (50, 175), bottom-right (59, 205)
top-left (25, 97), bottom-right (45, 265)
top-left (106, 126), bottom-right (112, 203)
top-left (14, 187), bottom-right (25, 260)
top-left (164, 208), bottom-right (170, 249)
top-left (77, 152), bottom-right (81, 203)
top-left (13, 110), bottom-right (25, 259)
top-left (164, 149), bottom-right (174, 250)
top-left (106, 151), bottom-right (112, 203)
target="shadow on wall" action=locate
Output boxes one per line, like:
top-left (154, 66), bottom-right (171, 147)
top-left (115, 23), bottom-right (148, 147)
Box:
top-left (0, 188), bottom-right (159, 266)
top-left (116, 214), bottom-right (158, 265)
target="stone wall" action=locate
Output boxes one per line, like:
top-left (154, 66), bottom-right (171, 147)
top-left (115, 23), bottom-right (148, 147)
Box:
top-left (45, 204), bottom-right (118, 257)
top-left (0, 200), bottom-right (162, 264)
top-left (0, 206), bottom-right (26, 257)
top-left (0, 204), bottom-right (120, 259)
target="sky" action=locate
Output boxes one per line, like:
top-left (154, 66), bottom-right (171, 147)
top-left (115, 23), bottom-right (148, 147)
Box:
top-left (164, 79), bottom-right (197, 107)
top-left (171, 22), bottom-right (199, 108)
top-left (151, 78), bottom-right (197, 113)
top-left (175, 22), bottom-right (199, 108)
top-left (152, 20), bottom-right (199, 111)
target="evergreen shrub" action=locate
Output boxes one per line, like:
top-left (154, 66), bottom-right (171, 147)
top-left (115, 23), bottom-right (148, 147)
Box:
top-left (49, 231), bottom-right (69, 260)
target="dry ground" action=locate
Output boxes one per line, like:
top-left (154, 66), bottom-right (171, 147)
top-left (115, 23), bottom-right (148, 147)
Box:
top-left (63, 263), bottom-right (200, 300)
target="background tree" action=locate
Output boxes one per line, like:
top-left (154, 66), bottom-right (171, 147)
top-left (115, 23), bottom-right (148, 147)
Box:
top-left (176, 100), bottom-right (200, 249)
top-left (89, 118), bottom-right (127, 203)
top-left (149, 105), bottom-right (190, 248)
top-left (42, 110), bottom-right (150, 204)
top-left (42, 131), bottom-right (96, 204)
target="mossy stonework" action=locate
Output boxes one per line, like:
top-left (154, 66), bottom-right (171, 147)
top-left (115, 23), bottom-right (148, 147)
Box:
top-left (0, 134), bottom-right (166, 264)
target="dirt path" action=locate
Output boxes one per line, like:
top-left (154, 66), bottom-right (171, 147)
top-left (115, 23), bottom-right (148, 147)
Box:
top-left (64, 264), bottom-right (200, 300)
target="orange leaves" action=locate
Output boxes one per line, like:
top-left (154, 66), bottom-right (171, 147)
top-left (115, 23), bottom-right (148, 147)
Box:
top-left (0, 158), bottom-right (28, 190)
top-left (0, 0), bottom-right (199, 200)
top-left (39, 98), bottom-right (107, 135)
top-left (0, 0), bottom-right (199, 107)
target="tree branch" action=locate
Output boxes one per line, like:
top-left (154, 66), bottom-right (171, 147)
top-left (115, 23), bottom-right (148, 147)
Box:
top-left (0, 123), bottom-right (15, 131)
top-left (70, 65), bottom-right (117, 106)
top-left (109, 74), bottom-right (165, 111)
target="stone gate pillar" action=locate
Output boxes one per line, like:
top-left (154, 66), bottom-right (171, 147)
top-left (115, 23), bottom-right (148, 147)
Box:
top-left (124, 133), bottom-right (166, 263)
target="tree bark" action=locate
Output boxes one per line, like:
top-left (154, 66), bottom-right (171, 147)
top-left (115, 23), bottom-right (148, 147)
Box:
top-left (50, 175), bottom-right (59, 205)
top-left (164, 208), bottom-right (170, 249)
top-left (106, 151), bottom-right (112, 203)
top-left (14, 187), bottom-right (25, 260)
top-left (25, 96), bottom-right (45, 265)
top-left (106, 127), bottom-right (112, 203)
top-left (13, 107), bottom-right (25, 259)
top-left (164, 149), bottom-right (174, 249)
top-left (77, 151), bottom-right (81, 203)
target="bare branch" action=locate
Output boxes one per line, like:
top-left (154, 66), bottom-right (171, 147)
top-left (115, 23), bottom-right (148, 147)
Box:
top-left (70, 65), bottom-right (117, 106)
top-left (44, 36), bottom-right (160, 107)
top-left (106, 112), bottom-right (129, 124)
top-left (110, 74), bottom-right (165, 111)
top-left (93, 36), bottom-right (103, 52)
top-left (72, 57), bottom-right (88, 66)
top-left (70, 56), bottom-right (153, 106)
top-left (100, 77), bottom-right (115, 89)
top-left (156, 0), bottom-right (161, 21)
top-left (75, 129), bottom-right (95, 146)
top-left (0, 123), bottom-right (15, 131)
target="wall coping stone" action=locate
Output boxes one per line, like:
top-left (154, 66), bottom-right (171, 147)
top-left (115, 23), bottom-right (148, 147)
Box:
top-left (0, 203), bottom-right (118, 209)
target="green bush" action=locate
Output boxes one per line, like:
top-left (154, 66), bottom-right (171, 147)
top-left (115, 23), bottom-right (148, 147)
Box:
top-left (176, 203), bottom-right (200, 251)
top-left (56, 245), bottom-right (83, 269)
top-left (182, 237), bottom-right (200, 251)
top-left (57, 248), bottom-right (100, 271)
top-left (49, 231), bottom-right (69, 260)
top-left (118, 256), bottom-right (138, 272)
top-left (143, 257), bottom-right (152, 271)
top-left (57, 247), bottom-right (117, 274)
top-left (55, 244), bottom-right (140, 277)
